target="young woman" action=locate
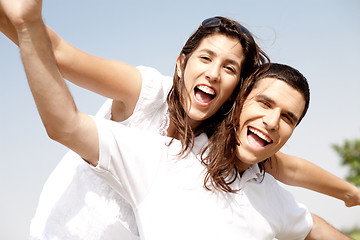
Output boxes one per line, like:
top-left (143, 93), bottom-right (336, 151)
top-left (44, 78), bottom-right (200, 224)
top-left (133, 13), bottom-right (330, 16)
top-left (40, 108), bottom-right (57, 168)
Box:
top-left (1, 3), bottom-right (358, 239)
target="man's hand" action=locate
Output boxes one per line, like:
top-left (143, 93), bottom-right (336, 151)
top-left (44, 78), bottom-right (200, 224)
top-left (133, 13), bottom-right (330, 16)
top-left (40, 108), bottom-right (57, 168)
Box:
top-left (0, 0), bottom-right (42, 28)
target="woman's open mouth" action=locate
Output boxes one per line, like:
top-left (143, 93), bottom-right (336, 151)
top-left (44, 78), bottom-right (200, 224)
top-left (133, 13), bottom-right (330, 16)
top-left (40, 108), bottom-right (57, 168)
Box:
top-left (194, 85), bottom-right (216, 105)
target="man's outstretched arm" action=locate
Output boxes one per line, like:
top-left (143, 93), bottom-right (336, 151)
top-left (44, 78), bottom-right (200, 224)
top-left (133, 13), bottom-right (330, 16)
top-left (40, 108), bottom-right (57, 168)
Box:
top-left (1, 0), bottom-right (99, 165)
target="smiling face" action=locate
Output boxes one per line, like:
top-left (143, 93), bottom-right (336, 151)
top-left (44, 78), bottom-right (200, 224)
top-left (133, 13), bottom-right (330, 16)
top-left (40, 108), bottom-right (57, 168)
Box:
top-left (176, 33), bottom-right (244, 128)
top-left (235, 77), bottom-right (306, 172)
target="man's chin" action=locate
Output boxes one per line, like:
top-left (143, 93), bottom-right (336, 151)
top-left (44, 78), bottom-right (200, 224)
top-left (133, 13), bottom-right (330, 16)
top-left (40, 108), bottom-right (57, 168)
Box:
top-left (235, 151), bottom-right (261, 170)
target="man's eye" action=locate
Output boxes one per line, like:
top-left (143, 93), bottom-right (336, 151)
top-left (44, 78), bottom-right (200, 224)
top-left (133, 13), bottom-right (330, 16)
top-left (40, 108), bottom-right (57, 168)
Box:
top-left (259, 100), bottom-right (271, 108)
top-left (282, 114), bottom-right (294, 125)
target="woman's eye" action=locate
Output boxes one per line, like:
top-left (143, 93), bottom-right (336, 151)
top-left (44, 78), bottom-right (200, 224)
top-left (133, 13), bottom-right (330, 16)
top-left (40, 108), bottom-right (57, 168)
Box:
top-left (200, 56), bottom-right (211, 61)
top-left (225, 66), bottom-right (236, 73)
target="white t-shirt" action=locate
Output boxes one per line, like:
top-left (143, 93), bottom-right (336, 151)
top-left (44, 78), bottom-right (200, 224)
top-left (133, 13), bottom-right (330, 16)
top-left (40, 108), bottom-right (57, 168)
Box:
top-left (91, 117), bottom-right (313, 240)
top-left (29, 66), bottom-right (172, 240)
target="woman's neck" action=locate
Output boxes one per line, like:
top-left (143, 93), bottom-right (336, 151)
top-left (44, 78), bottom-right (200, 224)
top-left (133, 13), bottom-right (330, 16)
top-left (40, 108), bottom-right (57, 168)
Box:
top-left (166, 120), bottom-right (177, 138)
top-left (166, 118), bottom-right (202, 139)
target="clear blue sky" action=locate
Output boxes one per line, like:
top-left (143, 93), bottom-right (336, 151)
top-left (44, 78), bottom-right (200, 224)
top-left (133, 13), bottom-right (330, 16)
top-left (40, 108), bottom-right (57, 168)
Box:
top-left (1, 0), bottom-right (359, 239)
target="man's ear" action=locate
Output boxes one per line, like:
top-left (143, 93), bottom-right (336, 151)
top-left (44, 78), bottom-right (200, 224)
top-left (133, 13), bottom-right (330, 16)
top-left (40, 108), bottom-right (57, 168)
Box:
top-left (176, 54), bottom-right (185, 78)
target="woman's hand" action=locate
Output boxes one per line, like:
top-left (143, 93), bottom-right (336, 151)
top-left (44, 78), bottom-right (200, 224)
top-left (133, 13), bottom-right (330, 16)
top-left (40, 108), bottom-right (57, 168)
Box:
top-left (344, 186), bottom-right (360, 207)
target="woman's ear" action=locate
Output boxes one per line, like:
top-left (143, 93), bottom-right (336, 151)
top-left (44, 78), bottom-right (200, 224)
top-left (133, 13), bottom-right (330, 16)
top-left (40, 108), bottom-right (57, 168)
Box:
top-left (176, 54), bottom-right (185, 78)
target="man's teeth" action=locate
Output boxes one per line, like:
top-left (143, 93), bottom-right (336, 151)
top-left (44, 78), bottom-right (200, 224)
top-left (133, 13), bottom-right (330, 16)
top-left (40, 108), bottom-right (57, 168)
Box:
top-left (249, 127), bottom-right (272, 143)
top-left (197, 85), bottom-right (215, 95)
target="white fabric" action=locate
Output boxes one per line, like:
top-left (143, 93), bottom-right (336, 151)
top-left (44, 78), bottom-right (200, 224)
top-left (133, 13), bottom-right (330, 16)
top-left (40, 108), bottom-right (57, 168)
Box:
top-left (29, 66), bottom-right (172, 240)
top-left (91, 118), bottom-right (313, 240)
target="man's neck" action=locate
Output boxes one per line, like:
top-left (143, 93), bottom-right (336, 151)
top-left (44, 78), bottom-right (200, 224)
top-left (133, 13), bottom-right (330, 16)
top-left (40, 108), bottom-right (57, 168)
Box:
top-left (234, 156), bottom-right (252, 175)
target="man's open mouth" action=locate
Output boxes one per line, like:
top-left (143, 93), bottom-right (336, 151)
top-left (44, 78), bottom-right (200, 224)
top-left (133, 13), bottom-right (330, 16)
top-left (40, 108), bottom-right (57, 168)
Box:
top-left (247, 126), bottom-right (273, 147)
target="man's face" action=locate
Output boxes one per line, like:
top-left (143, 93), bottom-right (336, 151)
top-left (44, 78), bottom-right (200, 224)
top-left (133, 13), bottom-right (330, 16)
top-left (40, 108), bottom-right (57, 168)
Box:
top-left (235, 77), bottom-right (306, 171)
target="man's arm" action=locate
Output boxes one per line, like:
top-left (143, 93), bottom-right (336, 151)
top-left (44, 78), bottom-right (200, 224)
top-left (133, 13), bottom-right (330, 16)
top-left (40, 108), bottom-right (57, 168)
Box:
top-left (1, 0), bottom-right (99, 165)
top-left (305, 213), bottom-right (352, 240)
top-left (0, 3), bottom-right (141, 121)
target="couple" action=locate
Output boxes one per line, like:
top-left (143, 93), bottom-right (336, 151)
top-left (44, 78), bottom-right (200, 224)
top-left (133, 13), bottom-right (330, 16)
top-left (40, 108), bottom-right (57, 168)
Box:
top-left (1, 0), bottom-right (359, 239)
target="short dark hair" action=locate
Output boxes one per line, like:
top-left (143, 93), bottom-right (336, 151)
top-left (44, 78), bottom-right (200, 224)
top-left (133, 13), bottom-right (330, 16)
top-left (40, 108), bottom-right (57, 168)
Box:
top-left (245, 63), bottom-right (310, 125)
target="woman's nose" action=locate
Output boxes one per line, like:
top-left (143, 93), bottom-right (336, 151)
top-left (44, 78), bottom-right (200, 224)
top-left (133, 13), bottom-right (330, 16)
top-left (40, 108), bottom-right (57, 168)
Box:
top-left (205, 63), bottom-right (221, 81)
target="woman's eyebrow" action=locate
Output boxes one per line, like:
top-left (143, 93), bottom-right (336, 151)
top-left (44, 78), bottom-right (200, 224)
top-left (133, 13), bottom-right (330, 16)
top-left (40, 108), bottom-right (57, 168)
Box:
top-left (199, 49), bottom-right (241, 70)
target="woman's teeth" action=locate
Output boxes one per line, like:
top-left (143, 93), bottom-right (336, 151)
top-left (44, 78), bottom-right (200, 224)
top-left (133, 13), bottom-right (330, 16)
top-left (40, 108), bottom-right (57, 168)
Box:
top-left (197, 85), bottom-right (215, 96)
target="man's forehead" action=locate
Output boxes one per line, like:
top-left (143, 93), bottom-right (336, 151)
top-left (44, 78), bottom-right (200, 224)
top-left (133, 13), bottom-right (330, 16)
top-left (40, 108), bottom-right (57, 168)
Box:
top-left (249, 77), bottom-right (294, 96)
top-left (253, 77), bottom-right (282, 90)
top-left (248, 77), bottom-right (306, 121)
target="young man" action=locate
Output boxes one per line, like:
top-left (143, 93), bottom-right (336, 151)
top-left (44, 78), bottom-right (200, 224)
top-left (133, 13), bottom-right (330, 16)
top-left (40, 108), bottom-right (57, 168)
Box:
top-left (0, 0), bottom-right (352, 239)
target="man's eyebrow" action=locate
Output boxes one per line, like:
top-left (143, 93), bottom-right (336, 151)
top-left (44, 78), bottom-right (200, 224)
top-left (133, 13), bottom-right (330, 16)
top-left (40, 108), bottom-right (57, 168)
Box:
top-left (255, 94), bottom-right (299, 124)
top-left (256, 94), bottom-right (275, 104)
top-left (198, 48), bottom-right (216, 57)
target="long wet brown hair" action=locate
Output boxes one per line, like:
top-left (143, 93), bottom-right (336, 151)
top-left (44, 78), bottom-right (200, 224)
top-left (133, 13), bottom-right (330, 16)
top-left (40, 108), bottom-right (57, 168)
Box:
top-left (201, 63), bottom-right (270, 193)
top-left (166, 16), bottom-right (270, 191)
top-left (167, 16), bottom-right (269, 156)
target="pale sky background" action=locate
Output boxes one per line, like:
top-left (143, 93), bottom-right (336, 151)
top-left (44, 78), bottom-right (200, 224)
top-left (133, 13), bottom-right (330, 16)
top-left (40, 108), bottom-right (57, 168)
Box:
top-left (1, 0), bottom-right (360, 239)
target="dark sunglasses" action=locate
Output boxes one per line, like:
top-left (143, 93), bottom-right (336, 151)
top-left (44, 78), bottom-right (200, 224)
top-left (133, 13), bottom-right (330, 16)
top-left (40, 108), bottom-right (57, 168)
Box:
top-left (201, 17), bottom-right (252, 37)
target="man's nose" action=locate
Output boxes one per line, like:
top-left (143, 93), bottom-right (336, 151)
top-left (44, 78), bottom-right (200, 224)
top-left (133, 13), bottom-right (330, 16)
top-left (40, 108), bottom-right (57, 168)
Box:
top-left (263, 109), bottom-right (280, 130)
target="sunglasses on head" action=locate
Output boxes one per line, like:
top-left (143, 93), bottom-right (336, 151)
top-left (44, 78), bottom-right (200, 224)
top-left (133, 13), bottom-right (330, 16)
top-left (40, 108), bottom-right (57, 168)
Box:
top-left (201, 17), bottom-right (253, 37)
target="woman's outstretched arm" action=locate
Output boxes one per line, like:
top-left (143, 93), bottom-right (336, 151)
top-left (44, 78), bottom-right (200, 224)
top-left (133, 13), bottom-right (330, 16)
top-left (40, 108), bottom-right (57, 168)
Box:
top-left (266, 151), bottom-right (360, 207)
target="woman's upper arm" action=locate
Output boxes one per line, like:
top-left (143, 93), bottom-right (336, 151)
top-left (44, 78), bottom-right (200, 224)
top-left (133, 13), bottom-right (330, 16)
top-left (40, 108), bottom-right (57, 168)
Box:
top-left (51, 29), bottom-right (142, 115)
top-left (265, 152), bottom-right (299, 185)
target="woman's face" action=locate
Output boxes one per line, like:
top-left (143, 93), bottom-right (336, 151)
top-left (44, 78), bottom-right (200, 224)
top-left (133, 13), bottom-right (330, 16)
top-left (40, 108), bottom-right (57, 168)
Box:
top-left (177, 34), bottom-right (244, 128)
